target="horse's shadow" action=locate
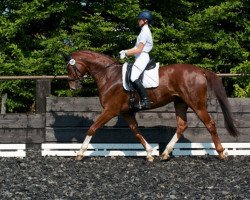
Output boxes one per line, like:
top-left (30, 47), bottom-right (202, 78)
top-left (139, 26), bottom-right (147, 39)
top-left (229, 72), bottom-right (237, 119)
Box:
top-left (50, 112), bottom-right (191, 153)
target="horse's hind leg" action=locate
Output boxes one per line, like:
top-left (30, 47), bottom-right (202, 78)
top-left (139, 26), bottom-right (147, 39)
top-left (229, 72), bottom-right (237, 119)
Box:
top-left (161, 100), bottom-right (188, 161)
top-left (194, 108), bottom-right (227, 159)
top-left (122, 113), bottom-right (154, 162)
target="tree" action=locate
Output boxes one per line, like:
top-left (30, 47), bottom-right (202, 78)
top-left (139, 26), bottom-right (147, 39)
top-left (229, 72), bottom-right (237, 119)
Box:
top-left (0, 0), bottom-right (249, 112)
top-left (0, 0), bottom-right (82, 111)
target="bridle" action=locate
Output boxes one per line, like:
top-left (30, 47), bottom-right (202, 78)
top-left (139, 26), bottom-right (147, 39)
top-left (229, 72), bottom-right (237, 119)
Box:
top-left (67, 57), bottom-right (119, 81)
top-left (67, 58), bottom-right (84, 81)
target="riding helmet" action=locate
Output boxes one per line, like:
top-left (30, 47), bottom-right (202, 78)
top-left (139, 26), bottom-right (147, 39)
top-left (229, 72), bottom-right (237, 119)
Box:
top-left (137, 11), bottom-right (153, 24)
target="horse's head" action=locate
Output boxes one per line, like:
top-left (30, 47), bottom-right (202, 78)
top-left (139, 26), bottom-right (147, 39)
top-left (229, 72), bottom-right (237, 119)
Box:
top-left (66, 50), bottom-right (121, 91)
top-left (66, 54), bottom-right (88, 90)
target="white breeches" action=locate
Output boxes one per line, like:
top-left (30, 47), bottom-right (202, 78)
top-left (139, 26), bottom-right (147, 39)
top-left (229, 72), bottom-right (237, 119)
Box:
top-left (130, 52), bottom-right (150, 82)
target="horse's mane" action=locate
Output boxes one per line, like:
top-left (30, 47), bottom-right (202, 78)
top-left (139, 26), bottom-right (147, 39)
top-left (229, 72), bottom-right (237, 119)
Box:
top-left (75, 50), bottom-right (119, 65)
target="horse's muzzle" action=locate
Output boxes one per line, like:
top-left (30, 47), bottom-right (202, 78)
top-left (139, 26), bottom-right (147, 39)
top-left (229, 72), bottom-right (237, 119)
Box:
top-left (68, 80), bottom-right (82, 91)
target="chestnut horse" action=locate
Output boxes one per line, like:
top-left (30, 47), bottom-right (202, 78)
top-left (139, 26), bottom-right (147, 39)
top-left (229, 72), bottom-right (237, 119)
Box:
top-left (66, 50), bottom-right (239, 161)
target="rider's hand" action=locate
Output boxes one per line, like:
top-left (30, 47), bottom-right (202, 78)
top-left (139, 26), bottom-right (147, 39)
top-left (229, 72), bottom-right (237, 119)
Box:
top-left (119, 50), bottom-right (127, 59)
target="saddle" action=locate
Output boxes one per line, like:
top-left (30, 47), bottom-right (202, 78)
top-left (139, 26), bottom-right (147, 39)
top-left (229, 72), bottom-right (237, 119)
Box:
top-left (125, 59), bottom-right (156, 91)
top-left (123, 59), bottom-right (159, 110)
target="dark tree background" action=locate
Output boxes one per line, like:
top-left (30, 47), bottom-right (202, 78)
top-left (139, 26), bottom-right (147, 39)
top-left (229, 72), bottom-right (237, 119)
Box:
top-left (0, 0), bottom-right (249, 112)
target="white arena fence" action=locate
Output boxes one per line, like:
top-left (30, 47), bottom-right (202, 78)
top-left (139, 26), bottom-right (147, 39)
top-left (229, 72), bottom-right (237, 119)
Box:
top-left (172, 143), bottom-right (250, 156)
top-left (0, 144), bottom-right (26, 157)
top-left (42, 143), bottom-right (159, 157)
top-left (42, 143), bottom-right (250, 157)
top-left (0, 143), bottom-right (249, 158)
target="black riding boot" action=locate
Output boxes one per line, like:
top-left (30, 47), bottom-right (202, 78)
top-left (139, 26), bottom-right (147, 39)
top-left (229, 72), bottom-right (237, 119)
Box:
top-left (132, 79), bottom-right (151, 109)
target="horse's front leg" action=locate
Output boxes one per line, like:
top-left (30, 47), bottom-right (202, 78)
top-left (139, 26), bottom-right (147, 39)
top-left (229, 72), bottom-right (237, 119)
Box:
top-left (122, 113), bottom-right (154, 162)
top-left (76, 110), bottom-right (117, 160)
top-left (76, 134), bottom-right (92, 160)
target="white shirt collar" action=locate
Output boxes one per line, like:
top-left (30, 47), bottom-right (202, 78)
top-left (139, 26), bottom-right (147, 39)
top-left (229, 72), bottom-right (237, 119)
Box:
top-left (141, 24), bottom-right (149, 30)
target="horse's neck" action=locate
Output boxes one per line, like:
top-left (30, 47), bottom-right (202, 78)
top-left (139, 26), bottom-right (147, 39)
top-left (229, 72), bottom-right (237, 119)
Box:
top-left (88, 61), bottom-right (121, 90)
top-left (88, 60), bottom-right (113, 77)
top-left (78, 51), bottom-right (121, 91)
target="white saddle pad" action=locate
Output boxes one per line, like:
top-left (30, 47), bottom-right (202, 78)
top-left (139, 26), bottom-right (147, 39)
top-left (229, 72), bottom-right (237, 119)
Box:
top-left (122, 62), bottom-right (160, 91)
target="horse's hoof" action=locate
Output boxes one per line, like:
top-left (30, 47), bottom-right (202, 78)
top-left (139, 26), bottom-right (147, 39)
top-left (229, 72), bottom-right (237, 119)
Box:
top-left (147, 156), bottom-right (154, 162)
top-left (219, 150), bottom-right (229, 160)
top-left (75, 155), bottom-right (84, 161)
top-left (160, 154), bottom-right (170, 161)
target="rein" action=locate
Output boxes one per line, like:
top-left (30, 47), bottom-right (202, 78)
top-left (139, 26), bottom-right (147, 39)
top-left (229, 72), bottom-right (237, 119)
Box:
top-left (90, 61), bottom-right (120, 77)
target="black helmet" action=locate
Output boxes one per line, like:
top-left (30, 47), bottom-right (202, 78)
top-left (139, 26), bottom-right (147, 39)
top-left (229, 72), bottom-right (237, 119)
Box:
top-left (137, 11), bottom-right (153, 24)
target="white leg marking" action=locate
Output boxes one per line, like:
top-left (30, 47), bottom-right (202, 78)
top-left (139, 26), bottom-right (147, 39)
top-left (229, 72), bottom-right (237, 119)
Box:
top-left (163, 133), bottom-right (179, 155)
top-left (78, 135), bottom-right (92, 156)
top-left (144, 140), bottom-right (153, 157)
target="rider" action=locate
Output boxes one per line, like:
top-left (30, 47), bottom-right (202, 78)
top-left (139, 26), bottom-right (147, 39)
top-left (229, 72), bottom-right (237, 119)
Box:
top-left (119, 10), bottom-right (153, 109)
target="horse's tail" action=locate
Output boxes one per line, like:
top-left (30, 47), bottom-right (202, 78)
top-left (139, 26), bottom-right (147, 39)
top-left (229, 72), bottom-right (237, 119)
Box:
top-left (204, 70), bottom-right (239, 137)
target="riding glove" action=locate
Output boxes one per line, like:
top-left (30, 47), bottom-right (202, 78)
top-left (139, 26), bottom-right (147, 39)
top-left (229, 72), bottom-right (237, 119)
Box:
top-left (119, 50), bottom-right (127, 59)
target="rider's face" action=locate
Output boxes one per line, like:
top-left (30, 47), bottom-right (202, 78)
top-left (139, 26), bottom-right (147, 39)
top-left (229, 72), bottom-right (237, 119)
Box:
top-left (138, 19), bottom-right (147, 27)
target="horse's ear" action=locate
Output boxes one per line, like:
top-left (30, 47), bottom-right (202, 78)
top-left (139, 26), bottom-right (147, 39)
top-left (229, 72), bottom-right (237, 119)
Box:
top-left (63, 53), bottom-right (71, 63)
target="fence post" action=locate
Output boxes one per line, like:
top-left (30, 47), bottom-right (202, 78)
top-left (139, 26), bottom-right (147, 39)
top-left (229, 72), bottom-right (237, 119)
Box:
top-left (36, 79), bottom-right (51, 113)
top-left (1, 93), bottom-right (7, 114)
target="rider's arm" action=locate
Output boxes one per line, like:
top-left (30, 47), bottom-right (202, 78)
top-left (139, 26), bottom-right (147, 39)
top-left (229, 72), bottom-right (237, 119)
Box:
top-left (126, 42), bottom-right (145, 56)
